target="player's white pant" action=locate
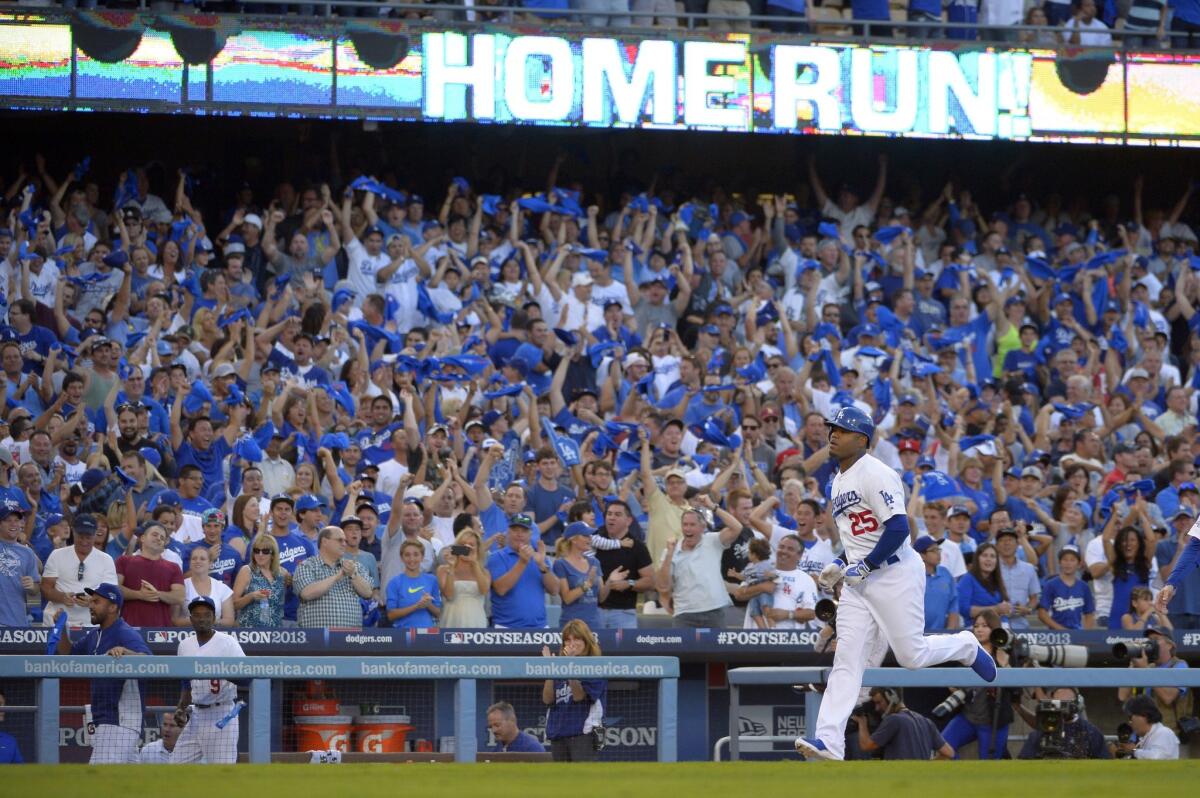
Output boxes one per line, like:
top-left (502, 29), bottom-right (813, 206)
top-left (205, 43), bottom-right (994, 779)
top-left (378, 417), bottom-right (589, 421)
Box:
top-left (89, 724), bottom-right (141, 764)
top-left (814, 546), bottom-right (978, 759)
top-left (170, 705), bottom-right (238, 764)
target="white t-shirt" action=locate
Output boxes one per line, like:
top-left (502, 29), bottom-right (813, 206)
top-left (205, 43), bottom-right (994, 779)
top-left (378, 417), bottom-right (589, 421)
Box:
top-left (935, 535), bottom-right (967, 579)
top-left (821, 199), bottom-right (874, 244)
top-left (184, 577), bottom-right (234, 615)
top-left (42, 546), bottom-right (118, 626)
top-left (345, 237), bottom-right (391, 304)
top-left (178, 630), bottom-right (245, 706)
top-left (21, 260), bottom-right (61, 308)
top-left (590, 281), bottom-right (632, 316)
top-left (1084, 535), bottom-right (1114, 618)
top-left (380, 258), bottom-right (423, 333)
top-left (667, 532), bottom-right (734, 616)
top-left (830, 453), bottom-right (906, 564)
top-left (139, 739), bottom-right (175, 764)
top-left (1062, 17), bottom-right (1113, 45)
top-left (375, 458), bottom-right (410, 501)
top-left (744, 567), bottom-right (818, 629)
top-left (559, 295), bottom-right (604, 333)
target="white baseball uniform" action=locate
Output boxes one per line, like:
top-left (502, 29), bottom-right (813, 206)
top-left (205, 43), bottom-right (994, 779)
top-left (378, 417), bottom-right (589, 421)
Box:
top-left (815, 453), bottom-right (978, 759)
top-left (171, 631), bottom-right (245, 764)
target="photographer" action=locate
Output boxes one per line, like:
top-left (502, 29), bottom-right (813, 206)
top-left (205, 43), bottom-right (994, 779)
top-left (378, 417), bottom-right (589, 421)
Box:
top-left (1111, 696), bottom-right (1179, 760)
top-left (1116, 625), bottom-right (1193, 734)
top-left (852, 688), bottom-right (954, 761)
top-left (940, 609), bottom-right (1013, 759)
top-left (1017, 687), bottom-right (1109, 759)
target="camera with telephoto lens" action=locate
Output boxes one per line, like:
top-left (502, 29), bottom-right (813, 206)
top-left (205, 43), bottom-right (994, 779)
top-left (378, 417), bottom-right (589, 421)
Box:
top-left (1114, 722), bottom-right (1135, 759)
top-left (990, 628), bottom-right (1089, 668)
top-left (1033, 699), bottom-right (1079, 759)
top-left (815, 599), bottom-right (838, 629)
top-left (932, 689), bottom-right (969, 719)
top-left (1178, 715), bottom-right (1200, 742)
top-left (848, 700), bottom-right (882, 734)
top-left (1112, 640), bottom-right (1160, 664)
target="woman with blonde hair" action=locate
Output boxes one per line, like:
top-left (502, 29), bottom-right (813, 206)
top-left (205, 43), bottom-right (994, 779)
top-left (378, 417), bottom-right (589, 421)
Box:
top-left (175, 546), bottom-right (236, 627)
top-left (232, 533), bottom-right (286, 627)
top-left (437, 527), bottom-right (490, 628)
top-left (541, 619), bottom-right (606, 762)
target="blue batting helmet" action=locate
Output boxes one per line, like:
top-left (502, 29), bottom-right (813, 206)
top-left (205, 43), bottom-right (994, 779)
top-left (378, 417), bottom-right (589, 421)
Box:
top-left (825, 406), bottom-right (874, 440)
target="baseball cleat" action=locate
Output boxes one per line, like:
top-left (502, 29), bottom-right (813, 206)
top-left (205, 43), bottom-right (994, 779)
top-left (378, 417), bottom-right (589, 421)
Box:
top-left (971, 645), bottom-right (997, 683)
top-left (795, 736), bottom-right (840, 760)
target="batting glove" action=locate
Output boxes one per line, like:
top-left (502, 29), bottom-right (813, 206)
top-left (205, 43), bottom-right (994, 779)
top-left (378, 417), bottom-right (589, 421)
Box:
top-left (817, 558), bottom-right (846, 590)
top-left (843, 560), bottom-right (875, 586)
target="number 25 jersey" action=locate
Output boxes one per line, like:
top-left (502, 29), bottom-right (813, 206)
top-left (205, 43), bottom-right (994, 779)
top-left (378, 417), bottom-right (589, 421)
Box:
top-left (829, 453), bottom-right (907, 564)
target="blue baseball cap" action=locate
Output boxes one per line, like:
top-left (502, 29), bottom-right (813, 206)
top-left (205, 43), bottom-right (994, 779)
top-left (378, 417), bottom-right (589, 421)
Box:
top-left (85, 583), bottom-right (124, 609)
top-left (296, 494), bottom-right (323, 512)
top-left (0, 488), bottom-right (30, 519)
top-left (187, 595), bottom-right (216, 613)
top-left (563, 522), bottom-right (595, 540)
top-left (139, 446), bottom-right (162, 468)
top-left (858, 323), bottom-right (881, 338)
top-left (150, 490), bottom-right (182, 510)
top-left (701, 324), bottom-right (720, 336)
top-left (1053, 292), bottom-right (1073, 306)
top-left (916, 456), bottom-right (936, 470)
top-left (947, 504), bottom-right (971, 519)
top-left (913, 536), bottom-right (941, 554)
top-left (509, 514), bottom-right (534, 530)
top-left (898, 393), bottom-right (919, 405)
top-left (713, 303), bottom-right (734, 316)
top-left (729, 211), bottom-right (751, 226)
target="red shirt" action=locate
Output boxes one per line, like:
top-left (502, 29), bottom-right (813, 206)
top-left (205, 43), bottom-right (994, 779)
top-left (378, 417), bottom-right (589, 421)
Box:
top-left (116, 554), bottom-right (184, 627)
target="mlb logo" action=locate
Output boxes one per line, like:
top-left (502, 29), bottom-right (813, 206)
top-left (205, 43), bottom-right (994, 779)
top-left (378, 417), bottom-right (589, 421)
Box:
top-left (443, 632), bottom-right (465, 644)
top-left (148, 631), bottom-right (169, 643)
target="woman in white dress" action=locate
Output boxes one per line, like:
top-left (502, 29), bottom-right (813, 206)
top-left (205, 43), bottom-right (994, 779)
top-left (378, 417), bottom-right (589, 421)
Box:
top-left (437, 529), bottom-right (490, 628)
top-left (174, 546), bottom-right (236, 627)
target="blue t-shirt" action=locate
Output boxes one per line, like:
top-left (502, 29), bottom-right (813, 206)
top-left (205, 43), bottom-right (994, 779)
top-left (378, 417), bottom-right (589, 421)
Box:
top-left (0, 540), bottom-right (40, 627)
top-left (175, 437), bottom-right (233, 493)
top-left (487, 547), bottom-right (548, 628)
top-left (957, 572), bottom-right (1007, 623)
top-left (1109, 569), bottom-right (1149, 629)
top-left (1039, 575), bottom-right (1094, 629)
top-left (0, 731), bottom-right (21, 763)
top-left (527, 482), bottom-right (576, 547)
top-left (924, 565), bottom-right (958, 631)
top-left (490, 730), bottom-right (546, 753)
top-left (182, 542), bottom-right (243, 586)
top-left (271, 532), bottom-right (317, 622)
top-left (851, 0), bottom-right (889, 18)
top-left (68, 619), bottom-right (151, 727)
top-left (553, 555), bottom-right (602, 630)
top-left (15, 324), bottom-right (58, 369)
top-left (545, 678), bottom-right (606, 740)
top-left (385, 571), bottom-right (441, 629)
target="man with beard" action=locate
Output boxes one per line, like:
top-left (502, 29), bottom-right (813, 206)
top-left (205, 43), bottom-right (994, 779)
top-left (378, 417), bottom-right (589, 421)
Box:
top-left (51, 582), bottom-right (152, 764)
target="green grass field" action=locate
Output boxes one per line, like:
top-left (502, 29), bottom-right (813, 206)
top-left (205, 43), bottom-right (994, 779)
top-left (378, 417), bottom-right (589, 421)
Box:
top-left (17, 761), bottom-right (1193, 796)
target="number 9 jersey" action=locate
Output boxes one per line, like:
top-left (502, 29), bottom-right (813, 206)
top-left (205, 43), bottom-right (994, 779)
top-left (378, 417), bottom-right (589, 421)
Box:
top-left (828, 453), bottom-right (907, 564)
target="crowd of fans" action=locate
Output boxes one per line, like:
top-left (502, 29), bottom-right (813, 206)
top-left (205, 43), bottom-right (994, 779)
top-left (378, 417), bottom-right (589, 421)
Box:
top-left (38, 0), bottom-right (1200, 49)
top-left (0, 145), bottom-right (1198, 639)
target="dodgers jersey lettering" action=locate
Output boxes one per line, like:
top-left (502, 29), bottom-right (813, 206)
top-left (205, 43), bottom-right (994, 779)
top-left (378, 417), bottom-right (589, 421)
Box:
top-left (829, 453), bottom-right (906, 563)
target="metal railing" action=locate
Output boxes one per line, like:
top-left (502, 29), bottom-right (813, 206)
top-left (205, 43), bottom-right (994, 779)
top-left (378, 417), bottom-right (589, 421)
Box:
top-left (4, 654), bottom-right (680, 764)
top-left (21, 1), bottom-right (1200, 52)
top-left (725, 666), bottom-right (1200, 761)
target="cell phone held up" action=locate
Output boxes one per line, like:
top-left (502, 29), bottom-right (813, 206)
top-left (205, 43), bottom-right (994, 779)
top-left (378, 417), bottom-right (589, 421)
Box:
top-left (450, 545), bottom-right (471, 557)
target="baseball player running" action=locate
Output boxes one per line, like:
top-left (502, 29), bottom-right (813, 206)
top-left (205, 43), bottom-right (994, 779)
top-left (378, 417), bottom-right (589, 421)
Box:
top-left (51, 583), bottom-right (152, 764)
top-left (1157, 517), bottom-right (1200, 614)
top-left (795, 407), bottom-right (996, 761)
top-left (171, 596), bottom-right (246, 764)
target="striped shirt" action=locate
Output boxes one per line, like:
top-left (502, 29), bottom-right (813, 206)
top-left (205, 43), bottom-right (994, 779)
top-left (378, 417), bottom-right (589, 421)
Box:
top-left (1124, 0), bottom-right (1165, 30)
